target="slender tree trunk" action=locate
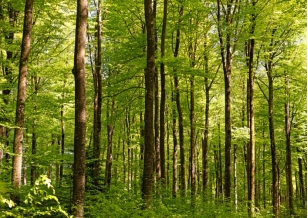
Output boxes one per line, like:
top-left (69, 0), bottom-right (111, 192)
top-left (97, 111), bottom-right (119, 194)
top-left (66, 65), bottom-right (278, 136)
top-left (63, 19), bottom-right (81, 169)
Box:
top-left (246, 2), bottom-right (256, 213)
top-left (266, 62), bottom-right (279, 218)
top-left (105, 99), bottom-right (115, 188)
top-left (284, 74), bottom-right (294, 214)
top-left (159, 0), bottom-right (168, 186)
top-left (217, 0), bottom-right (237, 200)
top-left (297, 157), bottom-right (305, 206)
top-left (262, 121), bottom-right (266, 209)
top-left (190, 75), bottom-right (196, 207)
top-left (202, 38), bottom-right (210, 197)
top-left (72, 0), bottom-right (87, 216)
top-left (142, 0), bottom-right (155, 206)
top-left (92, 0), bottom-right (102, 187)
top-left (234, 143), bottom-right (238, 211)
top-left (126, 108), bottom-right (132, 191)
top-left (31, 76), bottom-right (39, 185)
top-left (123, 138), bottom-right (126, 185)
top-left (172, 89), bottom-right (178, 198)
top-left (12, 0), bottom-right (33, 204)
top-left (153, 0), bottom-right (160, 183)
top-left (173, 5), bottom-right (185, 197)
top-left (216, 122), bottom-right (223, 198)
top-left (59, 100), bottom-right (65, 187)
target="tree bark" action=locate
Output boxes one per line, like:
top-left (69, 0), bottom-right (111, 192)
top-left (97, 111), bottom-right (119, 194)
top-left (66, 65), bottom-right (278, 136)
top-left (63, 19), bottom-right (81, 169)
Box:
top-left (159, 0), bottom-right (168, 186)
top-left (142, 0), bottom-right (155, 206)
top-left (173, 5), bottom-right (185, 197)
top-left (297, 157), bottom-right (305, 205)
top-left (172, 91), bottom-right (178, 198)
top-left (31, 76), bottom-right (39, 185)
top-left (217, 0), bottom-right (238, 200)
top-left (266, 61), bottom-right (279, 217)
top-left (190, 75), bottom-right (196, 207)
top-left (246, 1), bottom-right (256, 214)
top-left (12, 0), bottom-right (33, 204)
top-left (72, 0), bottom-right (87, 216)
top-left (92, 0), bottom-right (102, 188)
top-left (284, 74), bottom-right (294, 214)
top-left (105, 99), bottom-right (115, 188)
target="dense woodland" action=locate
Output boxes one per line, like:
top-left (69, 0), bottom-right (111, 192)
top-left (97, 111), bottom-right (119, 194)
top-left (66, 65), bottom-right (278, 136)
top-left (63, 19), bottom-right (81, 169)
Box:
top-left (0, 0), bottom-right (306, 217)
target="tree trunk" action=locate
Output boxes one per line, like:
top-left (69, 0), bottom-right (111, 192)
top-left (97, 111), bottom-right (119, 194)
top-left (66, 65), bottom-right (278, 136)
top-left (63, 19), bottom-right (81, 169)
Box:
top-left (173, 5), bottom-right (185, 197)
top-left (246, 1), bottom-right (256, 213)
top-left (31, 76), bottom-right (39, 185)
top-left (202, 38), bottom-right (210, 197)
top-left (159, 0), bottom-right (168, 186)
top-left (298, 157), bottom-right (305, 206)
top-left (59, 100), bottom-right (65, 187)
top-left (72, 0), bottom-right (87, 216)
top-left (12, 0), bottom-right (33, 204)
top-left (142, 0), bottom-right (155, 206)
top-left (190, 75), bottom-right (196, 207)
top-left (217, 0), bottom-right (237, 200)
top-left (266, 62), bottom-right (279, 217)
top-left (92, 0), bottom-right (102, 187)
top-left (172, 88), bottom-right (178, 198)
top-left (105, 99), bottom-right (115, 188)
top-left (234, 143), bottom-right (238, 211)
top-left (284, 74), bottom-right (294, 214)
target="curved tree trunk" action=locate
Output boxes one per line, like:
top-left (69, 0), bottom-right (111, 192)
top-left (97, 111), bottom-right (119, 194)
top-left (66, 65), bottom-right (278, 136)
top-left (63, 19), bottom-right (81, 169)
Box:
top-left (12, 0), bottom-right (33, 204)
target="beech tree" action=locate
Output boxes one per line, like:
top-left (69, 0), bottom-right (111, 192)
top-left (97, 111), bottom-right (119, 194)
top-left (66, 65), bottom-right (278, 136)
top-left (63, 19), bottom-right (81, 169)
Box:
top-left (11, 0), bottom-right (33, 203)
top-left (142, 0), bottom-right (155, 206)
top-left (72, 0), bottom-right (87, 216)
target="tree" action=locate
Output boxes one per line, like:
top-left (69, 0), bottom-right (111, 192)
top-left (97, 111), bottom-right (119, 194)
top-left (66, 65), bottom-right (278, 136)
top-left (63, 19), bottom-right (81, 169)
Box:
top-left (72, 0), bottom-right (87, 216)
top-left (245, 0), bottom-right (257, 215)
top-left (92, 0), bottom-right (103, 188)
top-left (216, 0), bottom-right (240, 200)
top-left (142, 0), bottom-right (155, 206)
top-left (11, 0), bottom-right (33, 203)
top-left (159, 0), bottom-right (168, 187)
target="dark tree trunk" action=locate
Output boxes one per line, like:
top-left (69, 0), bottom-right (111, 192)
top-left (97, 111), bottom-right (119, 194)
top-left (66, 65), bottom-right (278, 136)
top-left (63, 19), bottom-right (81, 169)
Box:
top-left (59, 99), bottom-right (65, 187)
top-left (266, 62), bottom-right (279, 217)
top-left (105, 99), bottom-right (115, 188)
top-left (92, 0), bottom-right (102, 187)
top-left (246, 1), bottom-right (256, 214)
top-left (297, 157), bottom-right (305, 206)
top-left (172, 92), bottom-right (178, 198)
top-left (216, 0), bottom-right (238, 200)
top-left (31, 76), bottom-right (40, 185)
top-left (234, 143), bottom-right (238, 210)
top-left (153, 0), bottom-right (160, 186)
top-left (173, 5), bottom-right (185, 197)
top-left (284, 74), bottom-right (294, 214)
top-left (159, 0), bottom-right (168, 186)
top-left (189, 38), bottom-right (196, 206)
top-left (190, 75), bottom-right (196, 207)
top-left (12, 0), bottom-right (33, 204)
top-left (72, 0), bottom-right (87, 216)
top-left (142, 0), bottom-right (155, 206)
